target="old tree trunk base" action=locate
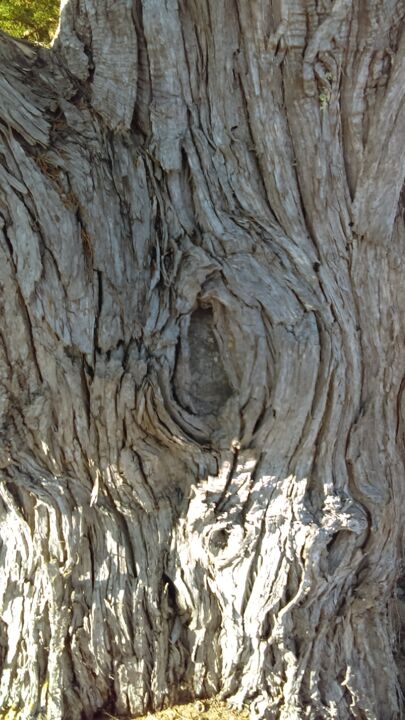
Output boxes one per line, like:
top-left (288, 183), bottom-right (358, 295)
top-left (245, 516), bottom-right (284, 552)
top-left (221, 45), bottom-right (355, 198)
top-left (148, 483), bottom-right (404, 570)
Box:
top-left (0, 1), bottom-right (405, 718)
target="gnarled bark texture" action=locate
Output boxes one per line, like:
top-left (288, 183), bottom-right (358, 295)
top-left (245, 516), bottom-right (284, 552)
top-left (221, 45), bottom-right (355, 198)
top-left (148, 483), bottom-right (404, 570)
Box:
top-left (0, 1), bottom-right (405, 718)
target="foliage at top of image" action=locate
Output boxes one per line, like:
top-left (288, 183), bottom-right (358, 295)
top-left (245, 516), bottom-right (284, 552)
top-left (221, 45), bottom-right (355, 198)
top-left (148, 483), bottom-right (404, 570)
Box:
top-left (0, 0), bottom-right (60, 45)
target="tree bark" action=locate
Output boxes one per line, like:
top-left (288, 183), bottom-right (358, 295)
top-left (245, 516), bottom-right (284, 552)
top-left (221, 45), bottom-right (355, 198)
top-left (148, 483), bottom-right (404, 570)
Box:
top-left (0, 1), bottom-right (405, 718)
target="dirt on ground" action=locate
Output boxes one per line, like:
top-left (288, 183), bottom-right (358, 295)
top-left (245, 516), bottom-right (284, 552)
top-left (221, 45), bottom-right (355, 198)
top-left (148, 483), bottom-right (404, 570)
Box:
top-left (100, 698), bottom-right (250, 720)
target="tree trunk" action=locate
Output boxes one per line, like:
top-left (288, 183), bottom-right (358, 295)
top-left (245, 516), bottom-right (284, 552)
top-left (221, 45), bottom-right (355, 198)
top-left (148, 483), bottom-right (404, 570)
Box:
top-left (0, 2), bottom-right (404, 718)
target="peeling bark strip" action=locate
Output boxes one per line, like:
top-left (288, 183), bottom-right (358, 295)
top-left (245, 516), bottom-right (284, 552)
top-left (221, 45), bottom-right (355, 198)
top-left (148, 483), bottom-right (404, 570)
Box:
top-left (0, 1), bottom-right (404, 718)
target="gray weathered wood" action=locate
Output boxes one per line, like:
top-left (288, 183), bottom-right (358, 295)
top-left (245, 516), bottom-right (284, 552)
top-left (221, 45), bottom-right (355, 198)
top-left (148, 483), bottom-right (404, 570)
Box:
top-left (0, 1), bottom-right (404, 718)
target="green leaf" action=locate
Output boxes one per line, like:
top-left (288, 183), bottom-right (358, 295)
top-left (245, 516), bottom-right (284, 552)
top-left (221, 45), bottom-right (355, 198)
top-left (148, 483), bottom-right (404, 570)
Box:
top-left (0, 0), bottom-right (60, 45)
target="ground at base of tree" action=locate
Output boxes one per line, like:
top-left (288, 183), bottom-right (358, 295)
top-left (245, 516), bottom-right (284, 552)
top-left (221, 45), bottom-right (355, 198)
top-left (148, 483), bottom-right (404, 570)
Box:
top-left (96, 699), bottom-right (250, 720)
top-left (0, 699), bottom-right (249, 720)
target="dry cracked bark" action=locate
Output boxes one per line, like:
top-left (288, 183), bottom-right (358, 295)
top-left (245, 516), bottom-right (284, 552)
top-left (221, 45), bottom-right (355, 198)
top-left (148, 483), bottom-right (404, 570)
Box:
top-left (0, 1), bottom-right (405, 718)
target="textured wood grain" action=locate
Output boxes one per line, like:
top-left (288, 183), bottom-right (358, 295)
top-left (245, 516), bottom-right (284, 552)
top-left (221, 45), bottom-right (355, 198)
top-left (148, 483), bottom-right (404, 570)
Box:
top-left (0, 1), bottom-right (404, 718)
